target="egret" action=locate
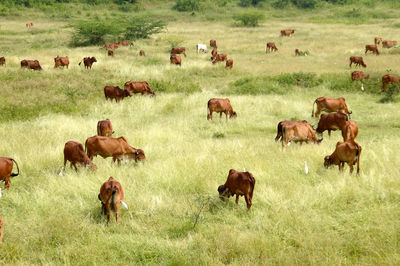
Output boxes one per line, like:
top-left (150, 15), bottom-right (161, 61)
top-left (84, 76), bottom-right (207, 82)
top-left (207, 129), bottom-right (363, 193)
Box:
top-left (361, 83), bottom-right (364, 91)
top-left (304, 161), bottom-right (309, 175)
top-left (121, 201), bottom-right (128, 210)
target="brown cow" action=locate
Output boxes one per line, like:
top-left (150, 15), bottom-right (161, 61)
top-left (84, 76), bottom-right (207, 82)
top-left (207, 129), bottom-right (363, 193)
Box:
top-left (212, 53), bottom-right (227, 64)
top-left (63, 141), bottom-right (96, 172)
top-left (374, 37), bottom-right (382, 45)
top-left (282, 122), bottom-right (322, 148)
top-left (315, 112), bottom-right (348, 137)
top-left (170, 54), bottom-right (181, 66)
top-left (21, 60), bottom-right (42, 70)
top-left (381, 74), bottom-right (400, 92)
top-left (97, 119), bottom-right (114, 137)
top-left (275, 120), bottom-right (308, 142)
top-left (210, 39), bottom-right (217, 48)
top-left (98, 177), bottom-right (124, 224)
top-left (324, 140), bottom-right (362, 174)
top-left (0, 216), bottom-right (3, 245)
top-left (124, 81), bottom-right (155, 96)
top-left (79, 57), bottom-right (97, 69)
top-left (0, 57), bottom-right (5, 66)
top-left (104, 85), bottom-right (132, 102)
top-left (207, 98), bottom-right (237, 121)
top-left (108, 50), bottom-right (114, 57)
top-left (139, 50), bottom-right (145, 56)
top-left (0, 157), bottom-right (19, 189)
top-left (54, 56), bottom-right (69, 68)
top-left (103, 44), bottom-right (113, 49)
top-left (266, 42), bottom-right (278, 53)
top-left (351, 71), bottom-right (369, 81)
top-left (281, 29), bottom-right (295, 36)
top-left (119, 41), bottom-right (134, 46)
top-left (171, 47), bottom-right (186, 57)
top-left (382, 40), bottom-right (397, 48)
top-left (342, 121), bottom-right (358, 141)
top-left (210, 48), bottom-right (218, 61)
top-left (226, 59), bottom-right (233, 69)
top-left (365, 45), bottom-right (379, 55)
top-left (85, 136), bottom-right (145, 165)
top-left (218, 169), bottom-right (255, 210)
top-left (349, 56), bottom-right (366, 68)
top-left (312, 97), bottom-right (352, 118)
top-left (295, 49), bottom-right (301, 56)
top-left (26, 22), bottom-right (33, 28)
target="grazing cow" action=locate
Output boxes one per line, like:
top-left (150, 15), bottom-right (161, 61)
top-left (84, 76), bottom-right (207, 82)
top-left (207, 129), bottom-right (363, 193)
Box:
top-left (349, 56), bottom-right (366, 68)
top-left (170, 54), bottom-right (181, 66)
top-left (312, 97), bottom-right (352, 118)
top-left (97, 119), bottom-right (114, 137)
top-left (375, 37), bottom-right (382, 45)
top-left (342, 121), bottom-right (358, 141)
top-left (103, 44), bottom-right (113, 49)
top-left (226, 59), bottom-right (233, 69)
top-left (0, 157), bottom-right (19, 189)
top-left (266, 42), bottom-right (278, 53)
top-left (210, 39), bottom-right (217, 48)
top-left (211, 48), bottom-right (218, 61)
top-left (104, 85), bottom-right (132, 102)
top-left (63, 141), bottom-right (96, 172)
top-left (85, 136), bottom-right (145, 165)
top-left (324, 141), bottom-right (361, 174)
top-left (108, 50), bottom-right (114, 57)
top-left (124, 81), bottom-right (155, 96)
top-left (139, 50), bottom-right (145, 56)
top-left (382, 40), bottom-right (397, 48)
top-left (171, 47), bottom-right (187, 57)
top-left (207, 98), bottom-right (237, 121)
top-left (79, 57), bottom-right (97, 69)
top-left (54, 56), bottom-right (69, 68)
top-left (281, 122), bottom-right (322, 148)
top-left (0, 216), bottom-right (3, 245)
top-left (26, 22), bottom-right (33, 28)
top-left (365, 44), bottom-right (379, 55)
top-left (281, 29), bottom-right (295, 36)
top-left (20, 60), bottom-right (42, 70)
top-left (315, 112), bottom-right (348, 137)
top-left (119, 41), bottom-right (134, 46)
top-left (218, 169), bottom-right (255, 210)
top-left (381, 74), bottom-right (400, 92)
top-left (275, 120), bottom-right (308, 142)
top-left (351, 71), bottom-right (369, 81)
top-left (295, 49), bottom-right (301, 56)
top-left (196, 44), bottom-right (208, 53)
top-left (212, 53), bottom-right (227, 64)
top-left (0, 57), bottom-right (5, 66)
top-left (98, 177), bottom-right (124, 224)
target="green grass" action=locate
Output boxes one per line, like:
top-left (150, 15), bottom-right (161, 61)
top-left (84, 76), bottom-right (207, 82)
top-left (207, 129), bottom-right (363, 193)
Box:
top-left (1, 2), bottom-right (400, 264)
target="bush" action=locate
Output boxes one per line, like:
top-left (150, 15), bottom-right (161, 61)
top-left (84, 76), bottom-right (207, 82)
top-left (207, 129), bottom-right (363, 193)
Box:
top-left (233, 11), bottom-right (264, 27)
top-left (275, 72), bottom-right (322, 88)
top-left (271, 0), bottom-right (289, 8)
top-left (379, 84), bottom-right (400, 103)
top-left (291, 0), bottom-right (317, 9)
top-left (124, 17), bottom-right (165, 40)
top-left (173, 0), bottom-right (200, 11)
top-left (239, 0), bottom-right (265, 7)
top-left (71, 20), bottom-right (123, 46)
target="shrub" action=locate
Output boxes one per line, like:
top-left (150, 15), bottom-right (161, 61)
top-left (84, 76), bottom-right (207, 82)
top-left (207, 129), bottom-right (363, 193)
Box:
top-left (124, 17), bottom-right (166, 40)
top-left (291, 0), bottom-right (317, 9)
top-left (275, 72), bottom-right (322, 88)
top-left (233, 11), bottom-right (264, 27)
top-left (271, 0), bottom-right (289, 9)
top-left (239, 0), bottom-right (265, 7)
top-left (173, 0), bottom-right (200, 12)
top-left (71, 20), bottom-right (123, 46)
top-left (379, 84), bottom-right (400, 103)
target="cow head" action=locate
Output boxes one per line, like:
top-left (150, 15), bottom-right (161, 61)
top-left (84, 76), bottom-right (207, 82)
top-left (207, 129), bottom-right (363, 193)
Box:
top-left (91, 57), bottom-right (97, 63)
top-left (230, 111), bottom-right (237, 119)
top-left (134, 149), bottom-right (146, 162)
top-left (218, 185), bottom-right (230, 199)
top-left (124, 89), bottom-right (132, 97)
top-left (324, 156), bottom-right (333, 168)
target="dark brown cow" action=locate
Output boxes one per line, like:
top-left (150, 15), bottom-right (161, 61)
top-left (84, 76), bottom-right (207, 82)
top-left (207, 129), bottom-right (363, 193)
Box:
top-left (21, 60), bottom-right (42, 70)
top-left (382, 40), bottom-right (397, 48)
top-left (281, 29), bottom-right (295, 36)
top-left (26, 22), bottom-right (33, 28)
top-left (381, 74), bottom-right (400, 92)
top-left (351, 71), bottom-right (369, 81)
top-left (315, 112), bottom-right (348, 137)
top-left (349, 56), bottom-right (366, 68)
top-left (266, 42), bottom-right (278, 53)
top-left (210, 39), bottom-right (217, 48)
top-left (0, 157), bottom-right (19, 189)
top-left (171, 47), bottom-right (186, 57)
top-left (79, 57), bottom-right (97, 69)
top-left (365, 44), bottom-right (379, 55)
top-left (98, 177), bottom-right (124, 224)
top-left (275, 120), bottom-right (308, 142)
top-left (212, 53), bottom-right (227, 64)
top-left (85, 136), bottom-right (145, 165)
top-left (342, 121), bottom-right (358, 141)
top-left (207, 98), bottom-right (237, 121)
top-left (282, 122), bottom-right (322, 148)
top-left (124, 81), bottom-right (155, 96)
top-left (0, 57), bottom-right (5, 66)
top-left (119, 41), bottom-right (134, 46)
top-left (210, 48), bottom-right (218, 61)
top-left (218, 169), bottom-right (255, 210)
top-left (295, 49), bottom-right (301, 56)
top-left (226, 59), bottom-right (233, 69)
top-left (139, 50), bottom-right (145, 56)
top-left (324, 141), bottom-right (361, 174)
top-left (312, 97), bottom-right (352, 118)
top-left (104, 85), bottom-right (132, 102)
top-left (374, 37), bottom-right (382, 45)
top-left (108, 50), bottom-right (114, 57)
top-left (97, 119), bottom-right (114, 137)
top-left (0, 216), bottom-right (3, 245)
top-left (54, 56), bottom-right (69, 68)
top-left (170, 54), bottom-right (181, 66)
top-left (63, 141), bottom-right (96, 172)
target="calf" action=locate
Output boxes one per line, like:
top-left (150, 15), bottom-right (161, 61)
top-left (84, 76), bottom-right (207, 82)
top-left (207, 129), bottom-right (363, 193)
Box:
top-left (79, 57), bottom-right (97, 69)
top-left (63, 141), bottom-right (96, 172)
top-left (275, 120), bottom-right (308, 142)
top-left (210, 39), bottom-right (217, 48)
top-left (324, 141), bottom-right (362, 174)
top-left (365, 44), bottom-right (379, 55)
top-left (170, 54), bottom-right (181, 66)
top-left (210, 48), bottom-right (218, 61)
top-left (26, 22), bottom-right (33, 28)
top-left (98, 177), bottom-right (124, 224)
top-left (108, 50), bottom-right (114, 57)
top-left (225, 59), bottom-right (233, 69)
top-left (21, 59), bottom-right (42, 70)
top-left (349, 56), bottom-right (366, 68)
top-left (374, 37), bottom-right (382, 45)
top-left (266, 42), bottom-right (278, 53)
top-left (0, 216), bottom-right (3, 245)
top-left (104, 85), bottom-right (132, 102)
top-left (342, 121), bottom-right (358, 141)
top-left (54, 56), bottom-right (69, 68)
top-left (171, 47), bottom-right (186, 57)
top-left (312, 97), bottom-right (352, 118)
top-left (139, 50), bottom-right (145, 56)
top-left (97, 119), bottom-right (114, 137)
top-left (382, 40), bottom-right (397, 48)
top-left (280, 29), bottom-right (295, 36)
top-left (196, 44), bottom-right (208, 53)
top-left (351, 71), bottom-right (369, 81)
top-left (212, 53), bottom-right (227, 64)
top-left (119, 40), bottom-right (134, 46)
top-left (0, 57), bottom-right (5, 66)
top-left (124, 81), bottom-right (155, 96)
top-left (0, 157), bottom-right (19, 189)
top-left (315, 112), bottom-right (348, 137)
top-left (218, 169), bottom-right (255, 210)
top-left (381, 74), bottom-right (400, 92)
top-left (207, 98), bottom-right (237, 121)
top-left (282, 122), bottom-right (322, 148)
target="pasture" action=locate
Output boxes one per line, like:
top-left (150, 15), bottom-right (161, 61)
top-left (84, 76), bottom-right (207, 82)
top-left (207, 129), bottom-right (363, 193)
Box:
top-left (1, 4), bottom-right (400, 264)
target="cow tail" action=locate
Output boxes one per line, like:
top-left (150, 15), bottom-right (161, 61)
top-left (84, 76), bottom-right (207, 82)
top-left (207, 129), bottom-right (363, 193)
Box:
top-left (275, 122), bottom-right (282, 142)
top-left (249, 174), bottom-right (255, 200)
top-left (78, 61), bottom-right (82, 66)
top-left (10, 158), bottom-right (20, 177)
top-left (84, 139), bottom-right (88, 153)
top-left (111, 185), bottom-right (118, 211)
top-left (312, 100), bottom-right (316, 117)
top-left (207, 101), bottom-right (210, 115)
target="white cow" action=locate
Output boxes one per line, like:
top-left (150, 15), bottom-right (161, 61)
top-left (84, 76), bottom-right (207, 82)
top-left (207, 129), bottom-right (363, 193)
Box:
top-left (196, 44), bottom-right (208, 53)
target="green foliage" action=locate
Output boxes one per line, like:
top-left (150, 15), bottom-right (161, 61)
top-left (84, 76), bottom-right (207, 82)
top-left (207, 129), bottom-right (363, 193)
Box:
top-left (233, 11), bottom-right (264, 27)
top-left (71, 20), bottom-right (123, 46)
top-left (238, 0), bottom-right (265, 7)
top-left (272, 0), bottom-right (289, 8)
top-left (149, 79), bottom-right (202, 94)
top-left (291, 0), bottom-right (317, 8)
top-left (173, 0), bottom-right (200, 12)
top-left (276, 72), bottom-right (322, 87)
top-left (124, 17), bottom-right (165, 40)
top-left (379, 84), bottom-right (400, 103)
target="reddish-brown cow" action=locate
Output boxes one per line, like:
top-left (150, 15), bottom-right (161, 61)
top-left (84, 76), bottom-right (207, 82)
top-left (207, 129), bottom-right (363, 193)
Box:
top-left (349, 56), bottom-right (366, 68)
top-left (381, 74), bottom-right (400, 92)
top-left (171, 47), bottom-right (186, 57)
top-left (382, 40), bottom-right (397, 48)
top-left (97, 119), bottom-right (114, 137)
top-left (226, 59), bottom-right (233, 69)
top-left (139, 50), bottom-right (145, 56)
top-left (170, 54), bottom-right (182, 66)
top-left (365, 44), bottom-right (379, 55)
top-left (266, 42), bottom-right (278, 53)
top-left (63, 141), bottom-right (97, 172)
top-left (104, 85), bottom-right (132, 102)
top-left (212, 53), bottom-right (227, 64)
top-left (124, 81), bottom-right (155, 96)
top-left (207, 98), bottom-right (237, 121)
top-left (342, 121), bottom-right (358, 141)
top-left (275, 120), bottom-right (308, 142)
top-left (281, 122), bottom-right (322, 148)
top-left (79, 57), bottom-right (97, 69)
top-left (315, 112), bottom-right (348, 137)
top-left (108, 50), bottom-right (114, 57)
top-left (119, 41), bottom-right (134, 46)
top-left (21, 60), bottom-right (42, 70)
top-left (312, 97), bottom-right (352, 118)
top-left (324, 141), bottom-right (362, 174)
top-left (98, 177), bottom-right (124, 224)
top-left (0, 57), bottom-right (5, 66)
top-left (0, 157), bottom-right (19, 189)
top-left (210, 40), bottom-right (217, 48)
top-left (351, 71), bottom-right (369, 81)
top-left (210, 48), bottom-right (218, 61)
top-left (54, 56), bottom-right (69, 68)
top-left (374, 37), bottom-right (382, 45)
top-left (281, 29), bottom-right (295, 36)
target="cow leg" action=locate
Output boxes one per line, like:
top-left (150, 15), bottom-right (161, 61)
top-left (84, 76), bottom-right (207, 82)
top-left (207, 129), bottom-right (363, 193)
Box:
top-left (349, 163), bottom-right (354, 174)
top-left (63, 158), bottom-right (67, 171)
top-left (115, 202), bottom-right (120, 223)
top-left (244, 194), bottom-right (251, 210)
top-left (328, 130), bottom-right (331, 137)
top-left (105, 202), bottom-right (111, 224)
top-left (219, 112), bottom-right (222, 120)
top-left (4, 175), bottom-right (10, 189)
top-left (225, 112), bottom-right (228, 121)
top-left (235, 195), bottom-right (239, 204)
top-left (209, 110), bottom-right (213, 120)
top-left (72, 163), bottom-right (78, 172)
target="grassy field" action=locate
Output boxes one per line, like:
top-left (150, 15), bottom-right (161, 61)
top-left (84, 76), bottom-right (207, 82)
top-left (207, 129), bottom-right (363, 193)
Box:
top-left (1, 2), bottom-right (400, 264)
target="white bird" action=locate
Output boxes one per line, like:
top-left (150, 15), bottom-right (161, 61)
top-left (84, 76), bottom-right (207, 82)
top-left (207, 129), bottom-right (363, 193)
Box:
top-left (243, 168), bottom-right (246, 172)
top-left (237, 140), bottom-right (242, 147)
top-left (288, 142), bottom-right (291, 146)
top-left (304, 161), bottom-right (309, 175)
top-left (0, 188), bottom-right (2, 198)
top-left (361, 83), bottom-right (364, 91)
top-left (121, 201), bottom-right (128, 210)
